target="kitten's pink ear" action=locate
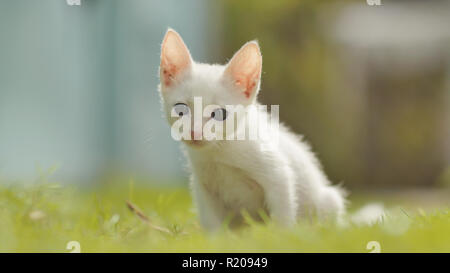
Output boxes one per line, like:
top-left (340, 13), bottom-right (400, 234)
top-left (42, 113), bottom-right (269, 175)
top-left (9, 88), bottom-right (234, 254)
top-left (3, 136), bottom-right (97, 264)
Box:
top-left (160, 29), bottom-right (192, 88)
top-left (223, 41), bottom-right (262, 100)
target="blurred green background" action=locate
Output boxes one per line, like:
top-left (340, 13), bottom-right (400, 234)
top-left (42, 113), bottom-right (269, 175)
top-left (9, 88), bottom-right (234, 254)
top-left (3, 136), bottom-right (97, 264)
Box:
top-left (0, 0), bottom-right (449, 192)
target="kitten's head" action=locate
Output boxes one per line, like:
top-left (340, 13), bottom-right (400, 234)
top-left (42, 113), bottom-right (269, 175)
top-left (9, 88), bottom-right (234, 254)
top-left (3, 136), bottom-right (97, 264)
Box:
top-left (158, 29), bottom-right (262, 148)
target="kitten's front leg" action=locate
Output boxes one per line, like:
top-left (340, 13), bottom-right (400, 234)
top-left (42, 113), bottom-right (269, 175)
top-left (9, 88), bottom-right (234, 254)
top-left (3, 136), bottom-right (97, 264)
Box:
top-left (191, 178), bottom-right (225, 231)
top-left (239, 150), bottom-right (298, 227)
top-left (258, 170), bottom-right (297, 227)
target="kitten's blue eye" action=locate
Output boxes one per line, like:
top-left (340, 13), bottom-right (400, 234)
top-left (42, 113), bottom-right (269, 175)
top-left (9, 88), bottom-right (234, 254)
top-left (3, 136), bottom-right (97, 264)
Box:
top-left (211, 108), bottom-right (227, 121)
top-left (173, 103), bottom-right (190, 117)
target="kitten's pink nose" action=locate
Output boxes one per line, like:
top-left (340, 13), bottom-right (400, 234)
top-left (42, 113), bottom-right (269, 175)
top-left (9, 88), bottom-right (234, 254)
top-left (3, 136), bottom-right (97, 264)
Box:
top-left (191, 130), bottom-right (202, 140)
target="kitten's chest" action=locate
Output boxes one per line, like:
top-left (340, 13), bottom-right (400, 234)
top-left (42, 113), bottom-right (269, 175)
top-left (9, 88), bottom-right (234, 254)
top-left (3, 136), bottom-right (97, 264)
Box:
top-left (195, 161), bottom-right (265, 213)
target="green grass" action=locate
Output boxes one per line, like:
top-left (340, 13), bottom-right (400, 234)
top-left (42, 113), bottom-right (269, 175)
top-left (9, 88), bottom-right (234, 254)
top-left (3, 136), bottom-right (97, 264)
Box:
top-left (0, 177), bottom-right (449, 253)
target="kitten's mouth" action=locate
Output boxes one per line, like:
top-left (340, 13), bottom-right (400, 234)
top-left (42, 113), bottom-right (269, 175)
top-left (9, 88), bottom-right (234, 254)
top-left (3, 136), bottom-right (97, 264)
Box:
top-left (183, 139), bottom-right (207, 148)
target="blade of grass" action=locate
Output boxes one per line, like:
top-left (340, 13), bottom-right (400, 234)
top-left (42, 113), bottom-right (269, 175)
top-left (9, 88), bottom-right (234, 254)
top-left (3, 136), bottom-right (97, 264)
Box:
top-left (126, 200), bottom-right (173, 235)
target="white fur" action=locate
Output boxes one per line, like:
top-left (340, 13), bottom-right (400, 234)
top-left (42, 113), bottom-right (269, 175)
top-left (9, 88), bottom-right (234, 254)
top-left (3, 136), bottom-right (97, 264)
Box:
top-left (351, 203), bottom-right (385, 226)
top-left (158, 29), bottom-right (347, 230)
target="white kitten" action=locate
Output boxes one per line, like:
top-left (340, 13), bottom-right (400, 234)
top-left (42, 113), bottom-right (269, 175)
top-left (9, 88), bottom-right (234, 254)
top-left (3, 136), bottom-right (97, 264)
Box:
top-left (158, 29), bottom-right (347, 230)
